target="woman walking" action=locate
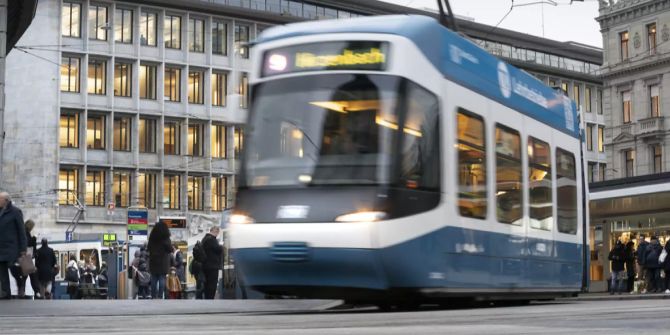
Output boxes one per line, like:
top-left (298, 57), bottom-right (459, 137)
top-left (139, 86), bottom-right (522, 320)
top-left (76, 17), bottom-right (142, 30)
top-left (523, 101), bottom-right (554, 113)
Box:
top-left (147, 221), bottom-right (172, 299)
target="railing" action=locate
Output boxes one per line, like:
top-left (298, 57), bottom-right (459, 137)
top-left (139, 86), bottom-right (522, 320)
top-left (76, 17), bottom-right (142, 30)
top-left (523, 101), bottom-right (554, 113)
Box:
top-left (638, 117), bottom-right (664, 135)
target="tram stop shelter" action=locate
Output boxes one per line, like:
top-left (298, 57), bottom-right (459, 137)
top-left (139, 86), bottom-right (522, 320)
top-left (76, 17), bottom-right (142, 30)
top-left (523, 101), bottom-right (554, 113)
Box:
top-left (588, 172), bottom-right (670, 292)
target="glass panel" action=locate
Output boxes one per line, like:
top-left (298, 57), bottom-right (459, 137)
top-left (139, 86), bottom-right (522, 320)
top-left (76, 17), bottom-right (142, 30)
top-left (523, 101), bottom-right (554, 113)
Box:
top-left (164, 121), bottom-right (180, 155)
top-left (211, 177), bottom-right (227, 211)
top-left (164, 67), bottom-right (181, 102)
top-left (187, 176), bottom-right (204, 210)
top-left (59, 168), bottom-right (79, 205)
top-left (211, 124), bottom-right (226, 158)
top-left (212, 72), bottom-right (227, 106)
top-left (86, 170), bottom-right (105, 206)
top-left (164, 15), bottom-right (181, 49)
top-left (496, 125), bottom-right (522, 224)
top-left (87, 115), bottom-right (105, 149)
top-left (212, 21), bottom-right (227, 55)
top-left (457, 110), bottom-right (487, 219)
top-left (188, 71), bottom-right (204, 104)
top-left (164, 175), bottom-right (181, 209)
top-left (556, 149), bottom-right (577, 234)
top-left (140, 12), bottom-right (157, 46)
top-left (138, 172), bottom-right (156, 208)
top-left (60, 113), bottom-right (79, 148)
top-left (189, 18), bottom-right (204, 52)
top-left (238, 72), bottom-right (248, 108)
top-left (139, 118), bottom-right (156, 153)
top-left (88, 60), bottom-right (106, 95)
top-left (114, 63), bottom-right (132, 97)
top-left (234, 24), bottom-right (250, 58)
top-left (187, 124), bottom-right (203, 156)
top-left (114, 8), bottom-right (133, 44)
top-left (139, 64), bottom-right (156, 99)
top-left (113, 116), bottom-right (131, 151)
top-left (113, 172), bottom-right (131, 207)
top-left (598, 126), bottom-right (604, 152)
top-left (89, 5), bottom-right (108, 41)
top-left (61, 57), bottom-right (80, 92)
top-left (528, 137), bottom-right (552, 230)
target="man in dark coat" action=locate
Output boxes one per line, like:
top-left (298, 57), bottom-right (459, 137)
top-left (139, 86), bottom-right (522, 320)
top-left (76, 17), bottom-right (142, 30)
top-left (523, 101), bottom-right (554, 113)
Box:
top-left (644, 236), bottom-right (663, 293)
top-left (608, 240), bottom-right (626, 294)
top-left (202, 226), bottom-right (223, 299)
top-left (35, 238), bottom-right (57, 299)
top-left (636, 235), bottom-right (649, 290)
top-left (0, 192), bottom-right (27, 299)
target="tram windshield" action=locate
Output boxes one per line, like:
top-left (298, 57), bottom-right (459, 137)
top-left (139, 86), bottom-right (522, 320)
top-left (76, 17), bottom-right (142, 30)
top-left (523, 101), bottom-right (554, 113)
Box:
top-left (243, 74), bottom-right (405, 187)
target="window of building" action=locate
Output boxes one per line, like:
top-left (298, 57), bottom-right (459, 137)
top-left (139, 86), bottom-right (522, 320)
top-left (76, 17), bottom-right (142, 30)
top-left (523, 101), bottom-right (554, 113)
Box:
top-left (211, 124), bottom-right (227, 158)
top-left (164, 120), bottom-right (180, 155)
top-left (188, 71), bottom-right (204, 104)
top-left (164, 14), bottom-right (181, 49)
top-left (234, 23), bottom-right (250, 58)
top-left (164, 174), bottom-right (181, 209)
top-left (113, 116), bottom-right (131, 151)
top-left (648, 23), bottom-right (657, 55)
top-left (528, 137), bottom-right (552, 231)
top-left (495, 124), bottom-right (522, 224)
top-left (164, 67), bottom-right (181, 102)
top-left (234, 127), bottom-right (243, 158)
top-left (88, 59), bottom-right (106, 95)
top-left (187, 123), bottom-right (203, 156)
top-left (140, 11), bottom-right (157, 46)
top-left (59, 168), bottom-right (79, 205)
top-left (573, 84), bottom-right (581, 108)
top-left (61, 56), bottom-right (80, 92)
top-left (650, 85), bottom-right (660, 118)
top-left (624, 149), bottom-right (635, 177)
top-left (212, 21), bottom-right (227, 55)
top-left (598, 89), bottom-right (603, 115)
top-left (561, 82), bottom-right (568, 96)
top-left (620, 31), bottom-right (629, 61)
top-left (139, 117), bottom-right (156, 153)
top-left (457, 109), bottom-right (487, 219)
top-left (189, 18), bottom-right (205, 53)
top-left (623, 91), bottom-right (631, 124)
top-left (598, 126), bottom-right (604, 153)
top-left (588, 161), bottom-right (597, 183)
top-left (599, 163), bottom-right (606, 182)
top-left (87, 115), bottom-right (105, 150)
top-left (211, 72), bottom-right (227, 107)
top-left (114, 8), bottom-right (133, 44)
top-left (62, 2), bottom-right (81, 38)
top-left (112, 171), bottom-right (130, 207)
top-left (86, 170), bottom-right (105, 206)
top-left (238, 72), bottom-right (249, 108)
top-left (556, 149), bottom-right (577, 234)
top-left (652, 144), bottom-right (662, 173)
top-left (585, 87), bottom-right (592, 113)
top-left (187, 176), bottom-right (204, 210)
top-left (114, 62), bottom-right (132, 97)
top-left (211, 176), bottom-right (227, 211)
top-left (139, 64), bottom-right (156, 99)
top-left (138, 172), bottom-right (156, 208)
top-left (60, 112), bottom-right (79, 148)
top-left (88, 5), bottom-right (108, 41)
top-left (586, 124), bottom-right (593, 151)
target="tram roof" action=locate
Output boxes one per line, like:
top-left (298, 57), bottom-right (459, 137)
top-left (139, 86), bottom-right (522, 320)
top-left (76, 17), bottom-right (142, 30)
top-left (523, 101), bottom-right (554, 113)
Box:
top-left (257, 15), bottom-right (580, 139)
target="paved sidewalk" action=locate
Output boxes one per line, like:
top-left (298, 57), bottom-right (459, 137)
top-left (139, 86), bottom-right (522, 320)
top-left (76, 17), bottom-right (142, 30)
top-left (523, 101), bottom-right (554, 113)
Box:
top-left (566, 291), bottom-right (670, 301)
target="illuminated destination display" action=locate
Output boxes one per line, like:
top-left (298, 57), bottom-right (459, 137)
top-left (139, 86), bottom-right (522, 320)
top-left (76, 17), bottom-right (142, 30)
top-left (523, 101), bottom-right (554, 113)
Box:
top-left (262, 41), bottom-right (389, 77)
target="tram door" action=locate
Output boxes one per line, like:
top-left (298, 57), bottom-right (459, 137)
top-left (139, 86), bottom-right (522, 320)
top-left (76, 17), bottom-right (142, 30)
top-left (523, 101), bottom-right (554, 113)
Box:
top-left (589, 224), bottom-right (606, 292)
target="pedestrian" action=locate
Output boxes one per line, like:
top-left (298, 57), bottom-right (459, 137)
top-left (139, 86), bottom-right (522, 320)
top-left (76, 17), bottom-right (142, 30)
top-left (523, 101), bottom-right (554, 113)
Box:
top-left (172, 245), bottom-right (185, 283)
top-left (624, 241), bottom-right (636, 293)
top-left (608, 240), bottom-right (626, 294)
top-left (35, 238), bottom-right (57, 299)
top-left (0, 192), bottom-right (27, 300)
top-left (166, 266), bottom-right (182, 299)
top-left (65, 254), bottom-right (80, 299)
top-left (202, 226), bottom-right (223, 299)
top-left (147, 221), bottom-right (172, 299)
top-left (661, 240), bottom-right (670, 294)
top-left (10, 219), bottom-right (40, 298)
top-left (636, 235), bottom-right (649, 292)
top-left (189, 247), bottom-right (205, 299)
top-left (644, 236), bottom-right (663, 293)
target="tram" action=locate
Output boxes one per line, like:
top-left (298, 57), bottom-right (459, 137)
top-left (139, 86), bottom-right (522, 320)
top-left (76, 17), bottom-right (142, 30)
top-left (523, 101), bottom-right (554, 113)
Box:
top-left (229, 14), bottom-right (587, 305)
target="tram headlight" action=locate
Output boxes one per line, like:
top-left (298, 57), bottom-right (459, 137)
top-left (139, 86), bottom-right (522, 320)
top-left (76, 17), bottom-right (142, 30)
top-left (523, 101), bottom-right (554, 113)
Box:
top-left (335, 211), bottom-right (387, 223)
top-left (229, 214), bottom-right (255, 225)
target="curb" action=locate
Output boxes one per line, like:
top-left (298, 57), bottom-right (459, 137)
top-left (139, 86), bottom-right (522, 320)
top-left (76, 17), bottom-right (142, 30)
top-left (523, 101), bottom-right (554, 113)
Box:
top-left (561, 293), bottom-right (670, 302)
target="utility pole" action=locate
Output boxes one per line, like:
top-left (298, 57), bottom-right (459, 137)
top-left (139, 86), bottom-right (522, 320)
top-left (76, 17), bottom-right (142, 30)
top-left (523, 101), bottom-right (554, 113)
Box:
top-left (0, 0), bottom-right (7, 182)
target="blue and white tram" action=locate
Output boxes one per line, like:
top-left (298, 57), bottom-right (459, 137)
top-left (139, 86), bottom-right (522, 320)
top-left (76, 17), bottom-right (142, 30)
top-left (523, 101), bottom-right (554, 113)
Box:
top-left (229, 15), bottom-right (587, 304)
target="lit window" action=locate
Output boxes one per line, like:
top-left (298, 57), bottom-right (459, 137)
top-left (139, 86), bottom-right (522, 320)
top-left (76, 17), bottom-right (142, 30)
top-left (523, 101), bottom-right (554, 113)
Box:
top-left (650, 85), bottom-right (660, 118)
top-left (187, 123), bottom-right (203, 156)
top-left (648, 23), bottom-right (657, 55)
top-left (138, 172), bottom-right (156, 208)
top-left (139, 64), bottom-right (156, 99)
top-left (113, 171), bottom-right (131, 207)
top-left (556, 149), bottom-right (577, 234)
top-left (165, 67), bottom-right (181, 102)
top-left (211, 72), bottom-right (227, 107)
top-left (211, 176), bottom-right (227, 211)
top-left (457, 109), bottom-right (487, 219)
top-left (113, 116), bottom-right (131, 151)
top-left (189, 18), bottom-right (205, 53)
top-left (88, 5), bottom-right (108, 41)
top-left (234, 127), bottom-right (243, 158)
top-left (140, 12), bottom-right (157, 46)
top-left (59, 168), bottom-right (79, 205)
top-left (164, 120), bottom-right (180, 155)
top-left (164, 14), bottom-right (181, 49)
top-left (211, 124), bottom-right (227, 158)
top-left (597, 89), bottom-right (603, 115)
top-left (238, 72), bottom-right (249, 109)
top-left (573, 84), bottom-right (581, 108)
top-left (495, 125), bottom-right (522, 224)
top-left (624, 149), bottom-right (635, 177)
top-left (60, 112), bottom-right (79, 148)
top-left (623, 91), bottom-right (631, 124)
top-left (87, 115), bottom-right (105, 150)
top-left (86, 170), bottom-right (105, 206)
top-left (586, 124), bottom-right (593, 151)
top-left (62, 2), bottom-right (81, 38)
top-left (187, 176), bottom-right (204, 210)
top-left (598, 126), bottom-right (604, 153)
top-left (652, 144), bottom-right (662, 174)
top-left (234, 24), bottom-right (250, 58)
top-left (585, 87), bottom-right (592, 113)
top-left (212, 21), bottom-right (227, 55)
top-left (61, 56), bottom-right (80, 92)
top-left (164, 174), bottom-right (181, 209)
top-left (599, 164), bottom-right (606, 182)
top-left (620, 31), bottom-right (629, 61)
top-left (528, 137), bottom-right (552, 231)
top-left (139, 118), bottom-right (156, 153)
top-left (88, 59), bottom-right (106, 95)
top-left (114, 62), bottom-right (132, 97)
top-left (115, 8), bottom-right (133, 44)
top-left (188, 71), bottom-right (204, 104)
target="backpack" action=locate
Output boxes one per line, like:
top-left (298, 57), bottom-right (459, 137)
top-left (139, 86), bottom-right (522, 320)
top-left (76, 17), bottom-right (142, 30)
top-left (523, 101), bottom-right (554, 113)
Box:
top-left (193, 240), bottom-right (207, 263)
top-left (65, 265), bottom-right (79, 282)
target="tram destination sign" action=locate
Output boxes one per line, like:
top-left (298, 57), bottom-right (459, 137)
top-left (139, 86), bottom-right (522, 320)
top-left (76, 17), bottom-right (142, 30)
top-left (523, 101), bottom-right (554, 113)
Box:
top-left (262, 41), bottom-right (389, 77)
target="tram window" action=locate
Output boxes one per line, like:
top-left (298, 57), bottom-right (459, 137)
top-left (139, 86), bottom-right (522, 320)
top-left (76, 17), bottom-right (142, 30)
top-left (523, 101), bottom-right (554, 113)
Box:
top-left (556, 148), bottom-right (577, 234)
top-left (80, 249), bottom-right (100, 270)
top-left (457, 109), bottom-right (487, 219)
top-left (495, 125), bottom-right (522, 225)
top-left (400, 83), bottom-right (440, 190)
top-left (528, 137), bottom-right (553, 230)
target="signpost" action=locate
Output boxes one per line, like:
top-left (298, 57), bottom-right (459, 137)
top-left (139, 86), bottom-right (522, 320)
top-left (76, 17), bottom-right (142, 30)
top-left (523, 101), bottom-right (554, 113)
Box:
top-left (127, 207), bottom-right (149, 243)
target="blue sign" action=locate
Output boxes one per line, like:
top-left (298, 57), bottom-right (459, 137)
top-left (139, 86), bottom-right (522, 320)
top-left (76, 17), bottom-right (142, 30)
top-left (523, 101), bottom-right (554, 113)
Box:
top-left (127, 208), bottom-right (149, 243)
top-left (65, 231), bottom-right (73, 242)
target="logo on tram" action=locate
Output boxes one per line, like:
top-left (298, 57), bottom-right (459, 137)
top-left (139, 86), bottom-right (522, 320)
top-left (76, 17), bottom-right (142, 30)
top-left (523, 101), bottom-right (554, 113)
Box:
top-left (497, 61), bottom-right (512, 98)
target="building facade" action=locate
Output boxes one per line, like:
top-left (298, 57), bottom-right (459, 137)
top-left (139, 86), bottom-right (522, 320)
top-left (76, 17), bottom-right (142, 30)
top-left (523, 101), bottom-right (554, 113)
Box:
top-left (2, 0), bottom-right (604, 243)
